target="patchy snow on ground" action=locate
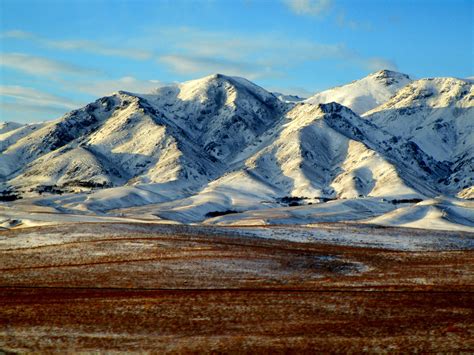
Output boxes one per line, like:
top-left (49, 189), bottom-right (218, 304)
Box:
top-left (230, 225), bottom-right (474, 251)
top-left (0, 222), bottom-right (472, 252)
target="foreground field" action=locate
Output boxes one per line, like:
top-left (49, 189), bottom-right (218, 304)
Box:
top-left (0, 223), bottom-right (473, 352)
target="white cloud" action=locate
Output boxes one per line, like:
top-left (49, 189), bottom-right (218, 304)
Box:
top-left (282, 1), bottom-right (373, 31)
top-left (156, 27), bottom-right (347, 63)
top-left (0, 85), bottom-right (81, 109)
top-left (72, 76), bottom-right (162, 96)
top-left (283, 0), bottom-right (332, 16)
top-left (157, 27), bottom-right (271, 61)
top-left (0, 85), bottom-right (83, 122)
top-left (155, 27), bottom-right (395, 79)
top-left (154, 27), bottom-right (351, 78)
top-left (1, 53), bottom-right (97, 77)
top-left (364, 57), bottom-right (398, 71)
top-left (2, 28), bottom-right (387, 85)
top-left (1, 30), bottom-right (35, 40)
top-left (0, 101), bottom-right (70, 122)
top-left (1, 30), bottom-right (152, 60)
top-left (159, 54), bottom-right (275, 80)
top-left (152, 27), bottom-right (397, 80)
top-left (1, 28), bottom-right (397, 109)
top-left (47, 40), bottom-right (152, 60)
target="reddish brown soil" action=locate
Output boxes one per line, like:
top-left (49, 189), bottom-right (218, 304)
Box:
top-left (0, 223), bottom-right (473, 353)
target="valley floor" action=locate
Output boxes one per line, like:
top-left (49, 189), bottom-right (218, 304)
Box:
top-left (0, 223), bottom-right (473, 352)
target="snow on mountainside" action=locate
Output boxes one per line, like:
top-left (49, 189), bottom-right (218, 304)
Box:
top-left (1, 74), bottom-right (285, 195)
top-left (237, 102), bottom-right (423, 200)
top-left (305, 70), bottom-right (412, 114)
top-left (1, 71), bottom-right (473, 231)
top-left (129, 102), bottom-right (421, 224)
top-left (1, 96), bottom-right (123, 186)
top-left (140, 74), bottom-right (286, 162)
top-left (364, 77), bottom-right (474, 198)
top-left (0, 122), bottom-right (23, 134)
top-left (0, 122), bottom-right (45, 154)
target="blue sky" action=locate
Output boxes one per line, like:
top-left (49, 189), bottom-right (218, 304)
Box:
top-left (0, 0), bottom-right (472, 123)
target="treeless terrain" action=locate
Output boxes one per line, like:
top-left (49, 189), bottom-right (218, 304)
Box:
top-left (0, 223), bottom-right (473, 353)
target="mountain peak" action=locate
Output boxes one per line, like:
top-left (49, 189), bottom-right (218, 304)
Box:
top-left (305, 70), bottom-right (412, 114)
top-left (184, 73), bottom-right (243, 86)
top-left (176, 73), bottom-right (280, 108)
top-left (366, 76), bottom-right (473, 113)
top-left (369, 69), bottom-right (408, 77)
top-left (368, 69), bottom-right (411, 84)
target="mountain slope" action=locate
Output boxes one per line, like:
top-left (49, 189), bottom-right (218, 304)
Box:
top-left (131, 102), bottom-right (422, 223)
top-left (0, 122), bottom-right (24, 134)
top-left (141, 74), bottom-right (286, 162)
top-left (0, 72), bottom-right (472, 231)
top-left (364, 77), bottom-right (474, 198)
top-left (0, 122), bottom-right (45, 154)
top-left (240, 102), bottom-right (421, 199)
top-left (305, 70), bottom-right (412, 114)
top-left (2, 74), bottom-right (286, 196)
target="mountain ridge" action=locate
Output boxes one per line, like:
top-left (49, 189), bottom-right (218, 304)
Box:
top-left (305, 69), bottom-right (412, 114)
top-left (1, 70), bottom-right (472, 230)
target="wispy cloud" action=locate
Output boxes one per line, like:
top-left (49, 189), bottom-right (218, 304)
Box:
top-left (0, 85), bottom-right (81, 109)
top-left (1, 30), bottom-right (152, 60)
top-left (363, 57), bottom-right (398, 71)
top-left (159, 54), bottom-right (276, 80)
top-left (1, 30), bottom-right (35, 40)
top-left (2, 27), bottom-right (390, 84)
top-left (157, 27), bottom-right (347, 63)
top-left (282, 0), bottom-right (373, 32)
top-left (1, 27), bottom-right (397, 116)
top-left (0, 79), bottom-right (162, 122)
top-left (48, 40), bottom-right (152, 60)
top-left (0, 101), bottom-right (70, 121)
top-left (70, 76), bottom-right (162, 96)
top-left (0, 85), bottom-right (83, 121)
top-left (283, 0), bottom-right (332, 16)
top-left (1, 53), bottom-right (97, 78)
top-left (154, 27), bottom-right (392, 79)
top-left (153, 27), bottom-right (353, 78)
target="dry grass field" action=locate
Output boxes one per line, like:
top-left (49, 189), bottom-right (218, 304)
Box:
top-left (0, 223), bottom-right (473, 353)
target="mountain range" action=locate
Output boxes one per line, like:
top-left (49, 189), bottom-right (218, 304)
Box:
top-left (1, 70), bottom-right (473, 230)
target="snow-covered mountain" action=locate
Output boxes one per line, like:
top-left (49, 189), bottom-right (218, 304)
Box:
top-left (305, 70), bottom-right (412, 114)
top-left (1, 71), bottom-right (473, 230)
top-left (364, 77), bottom-right (473, 199)
top-left (1, 74), bottom-right (285, 193)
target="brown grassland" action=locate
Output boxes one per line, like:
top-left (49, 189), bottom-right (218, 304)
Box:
top-left (0, 223), bottom-right (473, 353)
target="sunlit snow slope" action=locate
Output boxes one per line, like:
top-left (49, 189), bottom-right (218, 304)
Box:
top-left (305, 70), bottom-right (412, 114)
top-left (1, 70), bottom-right (472, 231)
